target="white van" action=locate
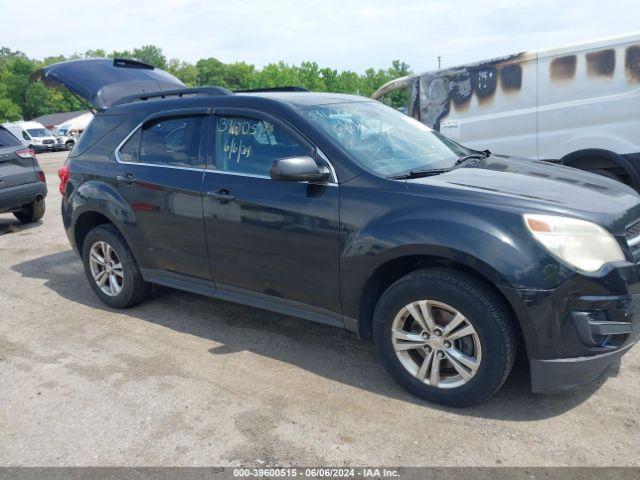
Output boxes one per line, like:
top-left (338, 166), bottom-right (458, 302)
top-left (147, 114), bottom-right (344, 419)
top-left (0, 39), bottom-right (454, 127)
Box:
top-left (373, 32), bottom-right (640, 190)
top-left (1, 121), bottom-right (57, 153)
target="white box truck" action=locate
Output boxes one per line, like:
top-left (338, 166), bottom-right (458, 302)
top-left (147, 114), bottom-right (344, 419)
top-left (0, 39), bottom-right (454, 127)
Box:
top-left (373, 32), bottom-right (640, 189)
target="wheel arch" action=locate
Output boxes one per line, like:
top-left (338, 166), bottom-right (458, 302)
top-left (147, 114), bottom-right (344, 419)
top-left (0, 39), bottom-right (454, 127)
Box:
top-left (73, 210), bottom-right (117, 254)
top-left (69, 180), bottom-right (139, 254)
top-left (561, 148), bottom-right (640, 190)
top-left (356, 253), bottom-right (530, 357)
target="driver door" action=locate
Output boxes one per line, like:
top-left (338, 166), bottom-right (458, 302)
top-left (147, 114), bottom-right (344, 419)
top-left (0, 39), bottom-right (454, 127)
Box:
top-left (202, 108), bottom-right (342, 320)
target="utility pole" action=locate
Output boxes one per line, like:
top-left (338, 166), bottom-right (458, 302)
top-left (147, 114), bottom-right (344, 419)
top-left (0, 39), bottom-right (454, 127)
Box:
top-left (437, 56), bottom-right (442, 69)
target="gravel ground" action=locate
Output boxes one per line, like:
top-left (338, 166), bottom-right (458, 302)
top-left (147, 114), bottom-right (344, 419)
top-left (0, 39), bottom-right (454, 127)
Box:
top-left (1, 151), bottom-right (639, 467)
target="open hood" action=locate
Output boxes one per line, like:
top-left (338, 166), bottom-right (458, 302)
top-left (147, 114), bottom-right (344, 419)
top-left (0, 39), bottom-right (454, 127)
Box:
top-left (31, 58), bottom-right (185, 110)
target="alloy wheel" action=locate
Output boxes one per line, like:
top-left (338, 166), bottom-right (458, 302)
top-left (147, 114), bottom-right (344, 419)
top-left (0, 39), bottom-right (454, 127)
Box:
top-left (391, 300), bottom-right (482, 389)
top-left (89, 241), bottom-right (124, 297)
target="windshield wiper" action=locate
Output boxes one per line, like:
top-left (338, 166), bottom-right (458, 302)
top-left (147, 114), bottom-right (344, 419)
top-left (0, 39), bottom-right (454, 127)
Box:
top-left (391, 168), bottom-right (453, 180)
top-left (391, 150), bottom-right (491, 180)
top-left (453, 150), bottom-right (491, 165)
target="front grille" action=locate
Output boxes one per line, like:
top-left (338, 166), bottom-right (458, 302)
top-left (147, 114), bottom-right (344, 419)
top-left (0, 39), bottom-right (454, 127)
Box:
top-left (626, 219), bottom-right (640, 242)
top-left (42, 139), bottom-right (54, 144)
top-left (626, 219), bottom-right (640, 261)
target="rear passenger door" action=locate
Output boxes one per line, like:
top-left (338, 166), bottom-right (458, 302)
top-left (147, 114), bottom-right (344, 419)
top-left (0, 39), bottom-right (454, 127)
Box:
top-left (108, 109), bottom-right (210, 279)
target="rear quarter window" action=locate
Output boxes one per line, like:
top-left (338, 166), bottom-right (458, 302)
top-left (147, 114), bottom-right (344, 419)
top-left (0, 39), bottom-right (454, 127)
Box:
top-left (69, 114), bottom-right (128, 158)
top-left (0, 127), bottom-right (21, 147)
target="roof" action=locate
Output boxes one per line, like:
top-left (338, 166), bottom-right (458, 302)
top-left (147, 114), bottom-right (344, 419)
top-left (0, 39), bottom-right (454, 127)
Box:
top-left (106, 90), bottom-right (372, 117)
top-left (239, 91), bottom-right (370, 107)
top-left (32, 110), bottom-right (91, 127)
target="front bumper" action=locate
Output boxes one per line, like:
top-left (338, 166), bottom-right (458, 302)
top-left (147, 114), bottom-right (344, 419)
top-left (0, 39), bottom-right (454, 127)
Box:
top-left (33, 144), bottom-right (55, 153)
top-left (530, 341), bottom-right (633, 393)
top-left (512, 262), bottom-right (640, 393)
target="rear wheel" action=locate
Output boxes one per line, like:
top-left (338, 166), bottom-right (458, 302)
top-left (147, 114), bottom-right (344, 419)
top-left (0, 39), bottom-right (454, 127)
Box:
top-left (82, 224), bottom-right (150, 308)
top-left (13, 197), bottom-right (45, 223)
top-left (373, 268), bottom-right (516, 407)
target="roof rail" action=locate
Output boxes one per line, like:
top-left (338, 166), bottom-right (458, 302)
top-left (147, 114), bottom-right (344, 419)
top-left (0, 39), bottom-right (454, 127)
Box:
top-left (112, 86), bottom-right (233, 107)
top-left (234, 86), bottom-right (310, 93)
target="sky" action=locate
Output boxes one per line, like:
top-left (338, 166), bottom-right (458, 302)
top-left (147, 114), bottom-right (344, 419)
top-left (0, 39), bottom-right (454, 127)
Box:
top-left (1, 0), bottom-right (639, 73)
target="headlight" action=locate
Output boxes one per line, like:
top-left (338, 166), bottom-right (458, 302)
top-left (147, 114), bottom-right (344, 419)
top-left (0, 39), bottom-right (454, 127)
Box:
top-left (523, 214), bottom-right (625, 272)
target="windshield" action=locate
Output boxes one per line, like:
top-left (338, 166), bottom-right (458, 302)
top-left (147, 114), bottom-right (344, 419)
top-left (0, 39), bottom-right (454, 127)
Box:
top-left (56, 127), bottom-right (69, 136)
top-left (299, 101), bottom-right (469, 177)
top-left (26, 128), bottom-right (50, 138)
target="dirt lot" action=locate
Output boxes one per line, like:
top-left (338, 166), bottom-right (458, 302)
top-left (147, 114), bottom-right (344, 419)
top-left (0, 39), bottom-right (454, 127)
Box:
top-left (1, 151), bottom-right (639, 467)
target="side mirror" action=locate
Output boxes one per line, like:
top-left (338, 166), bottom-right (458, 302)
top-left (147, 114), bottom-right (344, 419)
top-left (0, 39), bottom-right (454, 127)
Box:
top-left (270, 156), bottom-right (329, 182)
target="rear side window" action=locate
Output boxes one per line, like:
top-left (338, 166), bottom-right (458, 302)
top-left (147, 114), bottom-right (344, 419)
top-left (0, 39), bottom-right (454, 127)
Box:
top-left (119, 129), bottom-right (141, 163)
top-left (0, 127), bottom-right (20, 147)
top-left (69, 114), bottom-right (127, 158)
top-left (118, 116), bottom-right (205, 168)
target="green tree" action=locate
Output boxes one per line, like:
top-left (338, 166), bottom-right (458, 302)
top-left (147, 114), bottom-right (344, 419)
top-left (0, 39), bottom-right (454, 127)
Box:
top-left (0, 43), bottom-right (412, 121)
top-left (131, 45), bottom-right (167, 69)
top-left (298, 61), bottom-right (324, 91)
top-left (0, 84), bottom-right (21, 121)
top-left (167, 58), bottom-right (198, 86)
top-left (196, 57), bottom-right (225, 86)
top-left (85, 49), bottom-right (107, 58)
top-left (222, 62), bottom-right (256, 90)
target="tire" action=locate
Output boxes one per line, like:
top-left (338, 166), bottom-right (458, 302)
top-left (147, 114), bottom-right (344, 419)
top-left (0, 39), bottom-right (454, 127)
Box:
top-left (13, 197), bottom-right (46, 223)
top-left (373, 268), bottom-right (516, 407)
top-left (82, 224), bottom-right (150, 308)
top-left (65, 142), bottom-right (74, 151)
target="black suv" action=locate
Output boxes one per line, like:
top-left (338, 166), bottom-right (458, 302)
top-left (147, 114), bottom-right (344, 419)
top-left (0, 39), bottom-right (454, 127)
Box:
top-left (34, 59), bottom-right (640, 406)
top-left (0, 125), bottom-right (47, 224)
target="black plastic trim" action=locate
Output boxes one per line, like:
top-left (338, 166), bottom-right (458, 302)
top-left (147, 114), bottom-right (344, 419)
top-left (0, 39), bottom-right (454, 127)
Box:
top-left (530, 343), bottom-right (633, 393)
top-left (140, 268), bottom-right (344, 328)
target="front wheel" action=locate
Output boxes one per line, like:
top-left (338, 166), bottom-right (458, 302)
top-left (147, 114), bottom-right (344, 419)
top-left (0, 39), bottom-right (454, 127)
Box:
top-left (373, 268), bottom-right (516, 407)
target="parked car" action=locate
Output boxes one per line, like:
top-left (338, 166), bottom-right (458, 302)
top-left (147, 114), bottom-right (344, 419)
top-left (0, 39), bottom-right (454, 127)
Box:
top-left (373, 33), bottom-right (640, 190)
top-left (34, 58), bottom-right (640, 406)
top-left (0, 125), bottom-right (47, 223)
top-left (2, 121), bottom-right (57, 153)
top-left (54, 112), bottom-right (93, 151)
top-left (54, 128), bottom-right (80, 151)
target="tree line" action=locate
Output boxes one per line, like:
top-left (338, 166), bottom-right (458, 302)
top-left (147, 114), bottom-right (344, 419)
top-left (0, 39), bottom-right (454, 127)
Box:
top-left (0, 45), bottom-right (410, 122)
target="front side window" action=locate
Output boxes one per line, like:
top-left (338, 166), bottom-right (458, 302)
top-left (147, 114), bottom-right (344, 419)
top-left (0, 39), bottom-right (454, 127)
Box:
top-left (214, 116), bottom-right (308, 177)
top-left (119, 116), bottom-right (205, 168)
top-left (299, 101), bottom-right (469, 177)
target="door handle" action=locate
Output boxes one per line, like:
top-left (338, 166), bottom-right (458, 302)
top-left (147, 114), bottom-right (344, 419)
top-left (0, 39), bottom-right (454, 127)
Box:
top-left (207, 189), bottom-right (235, 204)
top-left (116, 173), bottom-right (137, 185)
